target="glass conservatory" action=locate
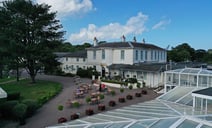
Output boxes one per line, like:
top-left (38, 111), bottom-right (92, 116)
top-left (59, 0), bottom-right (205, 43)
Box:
top-left (164, 68), bottom-right (212, 92)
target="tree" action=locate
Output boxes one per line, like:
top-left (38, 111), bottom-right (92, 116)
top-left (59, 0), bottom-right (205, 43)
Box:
top-left (168, 43), bottom-right (195, 62)
top-left (0, 0), bottom-right (64, 83)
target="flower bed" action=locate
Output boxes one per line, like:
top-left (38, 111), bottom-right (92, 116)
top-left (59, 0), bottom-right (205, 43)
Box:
top-left (108, 100), bottom-right (116, 107)
top-left (118, 97), bottom-right (126, 103)
top-left (98, 104), bottom-right (106, 111)
top-left (126, 94), bottom-right (133, 100)
top-left (141, 90), bottom-right (147, 95)
top-left (58, 117), bottom-right (67, 123)
top-left (85, 108), bottom-right (94, 116)
top-left (135, 92), bottom-right (142, 97)
top-left (70, 113), bottom-right (79, 120)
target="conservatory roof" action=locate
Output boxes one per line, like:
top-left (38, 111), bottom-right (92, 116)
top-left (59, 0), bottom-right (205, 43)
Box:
top-left (165, 68), bottom-right (212, 76)
top-left (0, 87), bottom-right (7, 99)
top-left (47, 99), bottom-right (212, 128)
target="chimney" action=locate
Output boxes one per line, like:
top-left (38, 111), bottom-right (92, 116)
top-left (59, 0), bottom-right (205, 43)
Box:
top-left (93, 37), bottom-right (98, 46)
top-left (142, 38), bottom-right (146, 44)
top-left (121, 35), bottom-right (126, 42)
top-left (133, 36), bottom-right (136, 42)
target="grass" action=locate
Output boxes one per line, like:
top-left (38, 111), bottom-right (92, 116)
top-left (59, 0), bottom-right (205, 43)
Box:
top-left (0, 77), bottom-right (16, 83)
top-left (0, 79), bottom-right (62, 105)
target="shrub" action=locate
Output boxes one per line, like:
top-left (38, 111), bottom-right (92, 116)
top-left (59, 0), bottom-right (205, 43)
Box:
top-left (73, 102), bottom-right (80, 108)
top-left (108, 100), bottom-right (116, 107)
top-left (126, 94), bottom-right (133, 100)
top-left (37, 96), bottom-right (48, 105)
top-left (0, 100), bottom-right (19, 118)
top-left (111, 90), bottom-right (116, 96)
top-left (120, 88), bottom-right (124, 93)
top-left (13, 103), bottom-right (27, 125)
top-left (85, 97), bottom-right (91, 103)
top-left (128, 85), bottom-right (133, 90)
top-left (136, 83), bottom-right (141, 88)
top-left (58, 117), bottom-right (67, 123)
top-left (7, 92), bottom-right (20, 101)
top-left (57, 105), bottom-right (64, 111)
top-left (22, 99), bottom-right (39, 117)
top-left (85, 108), bottom-right (94, 115)
top-left (118, 97), bottom-right (125, 103)
top-left (125, 78), bottom-right (137, 83)
top-left (99, 94), bottom-right (104, 100)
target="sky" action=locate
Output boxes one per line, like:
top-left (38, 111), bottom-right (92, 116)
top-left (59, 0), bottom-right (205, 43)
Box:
top-left (1, 0), bottom-right (212, 50)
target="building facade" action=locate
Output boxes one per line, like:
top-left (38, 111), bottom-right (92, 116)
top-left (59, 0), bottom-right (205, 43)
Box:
top-left (56, 37), bottom-right (167, 87)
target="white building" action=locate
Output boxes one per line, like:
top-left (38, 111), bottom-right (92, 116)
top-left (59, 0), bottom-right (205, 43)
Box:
top-left (57, 37), bottom-right (168, 87)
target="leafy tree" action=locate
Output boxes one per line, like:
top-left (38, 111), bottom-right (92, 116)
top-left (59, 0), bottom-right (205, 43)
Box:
top-left (168, 43), bottom-right (195, 62)
top-left (194, 49), bottom-right (207, 62)
top-left (0, 0), bottom-right (64, 83)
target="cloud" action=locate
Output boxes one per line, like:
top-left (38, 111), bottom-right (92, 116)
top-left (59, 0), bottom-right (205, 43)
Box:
top-left (152, 19), bottom-right (171, 30)
top-left (36, 0), bottom-right (94, 17)
top-left (68, 12), bottom-right (148, 44)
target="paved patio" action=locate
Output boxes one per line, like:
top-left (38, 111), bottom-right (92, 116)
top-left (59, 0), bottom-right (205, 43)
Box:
top-left (19, 74), bottom-right (160, 128)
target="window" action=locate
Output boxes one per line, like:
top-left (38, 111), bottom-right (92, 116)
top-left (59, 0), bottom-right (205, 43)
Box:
top-left (102, 49), bottom-right (105, 59)
top-left (66, 57), bottom-right (68, 61)
top-left (76, 58), bottom-right (79, 62)
top-left (140, 51), bottom-right (143, 61)
top-left (135, 50), bottom-right (138, 60)
top-left (93, 50), bottom-right (96, 60)
top-left (121, 50), bottom-right (125, 60)
top-left (151, 50), bottom-right (153, 60)
top-left (83, 58), bottom-right (86, 62)
top-left (145, 51), bottom-right (148, 60)
top-left (154, 51), bottom-right (157, 60)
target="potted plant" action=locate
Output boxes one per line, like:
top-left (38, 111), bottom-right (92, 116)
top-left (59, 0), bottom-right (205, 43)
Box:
top-left (72, 101), bottom-right (80, 108)
top-left (136, 83), bottom-right (141, 89)
top-left (98, 104), bottom-right (106, 111)
top-left (70, 113), bottom-right (79, 120)
top-left (85, 96), bottom-right (91, 104)
top-left (58, 117), bottom-right (67, 123)
top-left (135, 92), bottom-right (142, 97)
top-left (118, 97), bottom-right (125, 103)
top-left (111, 90), bottom-right (116, 96)
top-left (108, 100), bottom-right (116, 107)
top-left (120, 88), bottom-right (124, 93)
top-left (128, 85), bottom-right (133, 90)
top-left (141, 90), bottom-right (147, 95)
top-left (126, 94), bottom-right (133, 100)
top-left (85, 108), bottom-right (94, 115)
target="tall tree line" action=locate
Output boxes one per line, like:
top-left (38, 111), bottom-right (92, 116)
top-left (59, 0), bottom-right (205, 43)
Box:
top-left (168, 43), bottom-right (212, 63)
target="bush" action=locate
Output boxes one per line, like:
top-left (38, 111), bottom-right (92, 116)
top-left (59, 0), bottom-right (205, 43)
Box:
top-left (111, 90), bottom-right (116, 96)
top-left (120, 88), bottom-right (124, 93)
top-left (99, 94), bottom-right (104, 100)
top-left (128, 85), bottom-right (133, 90)
top-left (58, 117), bottom-right (67, 123)
top-left (136, 83), bottom-right (141, 88)
top-left (73, 102), bottom-right (80, 108)
top-left (85, 97), bottom-right (91, 104)
top-left (0, 100), bottom-right (19, 118)
top-left (57, 105), bottom-right (64, 111)
top-left (7, 92), bottom-right (20, 101)
top-left (125, 78), bottom-right (137, 83)
top-left (13, 103), bottom-right (27, 125)
top-left (22, 99), bottom-right (39, 117)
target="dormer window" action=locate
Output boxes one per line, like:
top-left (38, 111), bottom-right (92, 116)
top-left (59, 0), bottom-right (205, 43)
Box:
top-left (121, 50), bottom-right (125, 60)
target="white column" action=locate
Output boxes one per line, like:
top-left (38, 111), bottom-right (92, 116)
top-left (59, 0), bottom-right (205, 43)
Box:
top-left (197, 74), bottom-right (199, 87)
top-left (164, 72), bottom-right (167, 93)
top-left (193, 96), bottom-right (196, 108)
top-left (205, 99), bottom-right (208, 114)
top-left (178, 73), bottom-right (181, 86)
top-left (201, 98), bottom-right (203, 110)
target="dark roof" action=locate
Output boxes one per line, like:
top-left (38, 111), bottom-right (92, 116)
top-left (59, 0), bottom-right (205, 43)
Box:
top-left (87, 42), bottom-right (165, 50)
top-left (108, 62), bottom-right (205, 72)
top-left (108, 63), bottom-right (166, 72)
top-left (192, 87), bottom-right (212, 96)
top-left (54, 51), bottom-right (87, 58)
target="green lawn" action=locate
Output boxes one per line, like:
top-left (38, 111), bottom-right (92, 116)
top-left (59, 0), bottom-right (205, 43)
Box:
top-left (0, 79), bottom-right (62, 105)
top-left (0, 77), bottom-right (16, 83)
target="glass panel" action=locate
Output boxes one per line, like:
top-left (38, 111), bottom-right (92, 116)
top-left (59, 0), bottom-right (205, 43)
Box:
top-left (200, 124), bottom-right (212, 128)
top-left (107, 122), bottom-right (130, 128)
top-left (176, 119), bottom-right (199, 128)
top-left (150, 118), bottom-right (179, 128)
top-left (129, 120), bottom-right (157, 128)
